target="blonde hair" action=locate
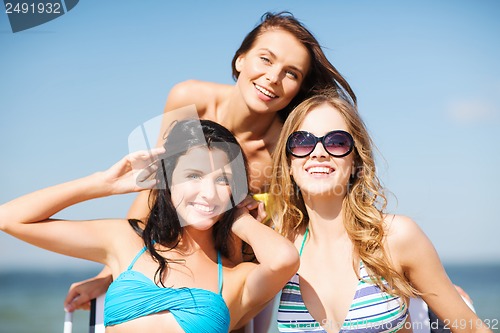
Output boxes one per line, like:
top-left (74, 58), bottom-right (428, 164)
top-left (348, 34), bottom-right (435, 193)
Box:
top-left (269, 90), bottom-right (418, 300)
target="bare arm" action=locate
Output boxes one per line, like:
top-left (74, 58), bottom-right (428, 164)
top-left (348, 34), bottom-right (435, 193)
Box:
top-left (0, 148), bottom-right (164, 264)
top-left (0, 173), bottom-right (118, 262)
top-left (231, 204), bottom-right (299, 321)
top-left (388, 215), bottom-right (492, 333)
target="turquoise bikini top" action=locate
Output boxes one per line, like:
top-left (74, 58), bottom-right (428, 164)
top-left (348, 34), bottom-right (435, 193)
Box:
top-left (104, 246), bottom-right (230, 333)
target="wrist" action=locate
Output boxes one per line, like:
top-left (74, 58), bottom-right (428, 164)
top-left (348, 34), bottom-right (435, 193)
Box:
top-left (77, 172), bottom-right (114, 199)
top-left (101, 273), bottom-right (113, 287)
top-left (231, 213), bottom-right (256, 241)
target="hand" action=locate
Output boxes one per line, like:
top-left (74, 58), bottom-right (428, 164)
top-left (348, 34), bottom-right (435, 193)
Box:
top-left (64, 273), bottom-right (112, 312)
top-left (238, 195), bottom-right (268, 223)
top-left (231, 201), bottom-right (268, 239)
top-left (102, 147), bottom-right (165, 194)
top-left (254, 201), bottom-right (267, 223)
top-left (454, 284), bottom-right (475, 311)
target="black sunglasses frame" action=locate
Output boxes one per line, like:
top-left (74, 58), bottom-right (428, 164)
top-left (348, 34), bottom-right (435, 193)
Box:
top-left (286, 130), bottom-right (355, 158)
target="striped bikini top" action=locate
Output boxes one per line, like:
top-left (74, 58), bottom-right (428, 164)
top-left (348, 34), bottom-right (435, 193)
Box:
top-left (277, 228), bottom-right (408, 333)
top-left (104, 246), bottom-right (230, 333)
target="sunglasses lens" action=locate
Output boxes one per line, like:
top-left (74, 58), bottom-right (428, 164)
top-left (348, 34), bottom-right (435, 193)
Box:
top-left (287, 132), bottom-right (317, 157)
top-left (324, 131), bottom-right (353, 157)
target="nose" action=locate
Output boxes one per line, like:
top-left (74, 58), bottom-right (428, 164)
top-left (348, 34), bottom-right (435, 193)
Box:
top-left (309, 141), bottom-right (328, 159)
top-left (265, 66), bottom-right (281, 84)
top-left (199, 177), bottom-right (217, 199)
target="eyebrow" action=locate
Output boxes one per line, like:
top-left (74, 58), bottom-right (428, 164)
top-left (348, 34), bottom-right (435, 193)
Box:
top-left (183, 168), bottom-right (233, 176)
top-left (259, 48), bottom-right (305, 76)
top-left (183, 168), bottom-right (202, 173)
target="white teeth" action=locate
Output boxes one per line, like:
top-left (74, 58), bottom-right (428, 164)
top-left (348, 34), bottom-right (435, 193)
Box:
top-left (192, 203), bottom-right (214, 213)
top-left (255, 84), bottom-right (277, 98)
top-left (308, 167), bottom-right (332, 174)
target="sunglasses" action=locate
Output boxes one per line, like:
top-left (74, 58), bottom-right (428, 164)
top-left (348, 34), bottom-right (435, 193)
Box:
top-left (286, 130), bottom-right (355, 158)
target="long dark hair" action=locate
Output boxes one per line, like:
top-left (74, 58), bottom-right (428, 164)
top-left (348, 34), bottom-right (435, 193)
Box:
top-left (231, 11), bottom-right (357, 122)
top-left (129, 119), bottom-right (248, 286)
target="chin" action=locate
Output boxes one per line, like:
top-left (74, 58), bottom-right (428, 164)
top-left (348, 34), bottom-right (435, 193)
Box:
top-left (183, 220), bottom-right (214, 230)
top-left (300, 184), bottom-right (348, 198)
top-left (185, 214), bottom-right (226, 230)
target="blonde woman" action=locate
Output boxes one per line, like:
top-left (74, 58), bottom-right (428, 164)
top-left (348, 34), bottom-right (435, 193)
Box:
top-left (269, 91), bottom-right (491, 333)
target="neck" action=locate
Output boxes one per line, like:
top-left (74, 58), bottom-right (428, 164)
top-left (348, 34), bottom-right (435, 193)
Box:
top-left (218, 89), bottom-right (279, 140)
top-left (178, 226), bottom-right (218, 260)
top-left (303, 194), bottom-right (347, 242)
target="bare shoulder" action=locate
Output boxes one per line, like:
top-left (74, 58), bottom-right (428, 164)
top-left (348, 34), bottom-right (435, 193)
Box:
top-left (383, 214), bottom-right (435, 268)
top-left (171, 79), bottom-right (216, 95)
top-left (384, 214), bottom-right (430, 246)
top-left (384, 214), bottom-right (422, 237)
top-left (167, 80), bottom-right (231, 111)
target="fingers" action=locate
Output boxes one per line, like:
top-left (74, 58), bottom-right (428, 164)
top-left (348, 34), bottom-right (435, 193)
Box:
top-left (65, 292), bottom-right (91, 312)
top-left (137, 178), bottom-right (159, 190)
top-left (238, 194), bottom-right (260, 210)
top-left (130, 148), bottom-right (165, 190)
top-left (64, 281), bottom-right (93, 312)
top-left (64, 275), bottom-right (111, 312)
top-left (454, 285), bottom-right (472, 303)
top-left (150, 146), bottom-right (166, 155)
top-left (130, 148), bottom-right (164, 168)
top-left (256, 202), bottom-right (268, 223)
top-left (133, 147), bottom-right (165, 161)
top-left (453, 284), bottom-right (475, 312)
top-left (64, 286), bottom-right (80, 312)
top-left (136, 162), bottom-right (159, 184)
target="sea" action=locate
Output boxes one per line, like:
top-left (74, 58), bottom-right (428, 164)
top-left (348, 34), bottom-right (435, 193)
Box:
top-left (1, 263), bottom-right (499, 333)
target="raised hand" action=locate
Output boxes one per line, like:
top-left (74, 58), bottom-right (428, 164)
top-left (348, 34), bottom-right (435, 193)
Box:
top-left (102, 147), bottom-right (165, 195)
top-left (237, 194), bottom-right (268, 223)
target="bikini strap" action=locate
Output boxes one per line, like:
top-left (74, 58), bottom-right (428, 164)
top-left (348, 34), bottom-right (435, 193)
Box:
top-left (217, 251), bottom-right (223, 295)
top-left (299, 227), bottom-right (309, 257)
top-left (127, 246), bottom-right (148, 270)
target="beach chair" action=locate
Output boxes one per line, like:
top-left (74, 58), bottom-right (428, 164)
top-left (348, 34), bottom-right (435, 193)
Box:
top-left (89, 295), bottom-right (105, 333)
top-left (409, 297), bottom-right (432, 333)
top-left (62, 294), bottom-right (105, 333)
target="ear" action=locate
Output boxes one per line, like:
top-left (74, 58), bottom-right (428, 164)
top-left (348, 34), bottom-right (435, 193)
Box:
top-left (235, 55), bottom-right (245, 73)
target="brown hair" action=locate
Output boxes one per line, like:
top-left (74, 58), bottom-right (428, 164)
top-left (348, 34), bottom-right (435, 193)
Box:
top-left (231, 12), bottom-right (356, 122)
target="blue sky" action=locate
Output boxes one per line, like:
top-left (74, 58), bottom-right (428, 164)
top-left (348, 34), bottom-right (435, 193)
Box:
top-left (1, 1), bottom-right (499, 271)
